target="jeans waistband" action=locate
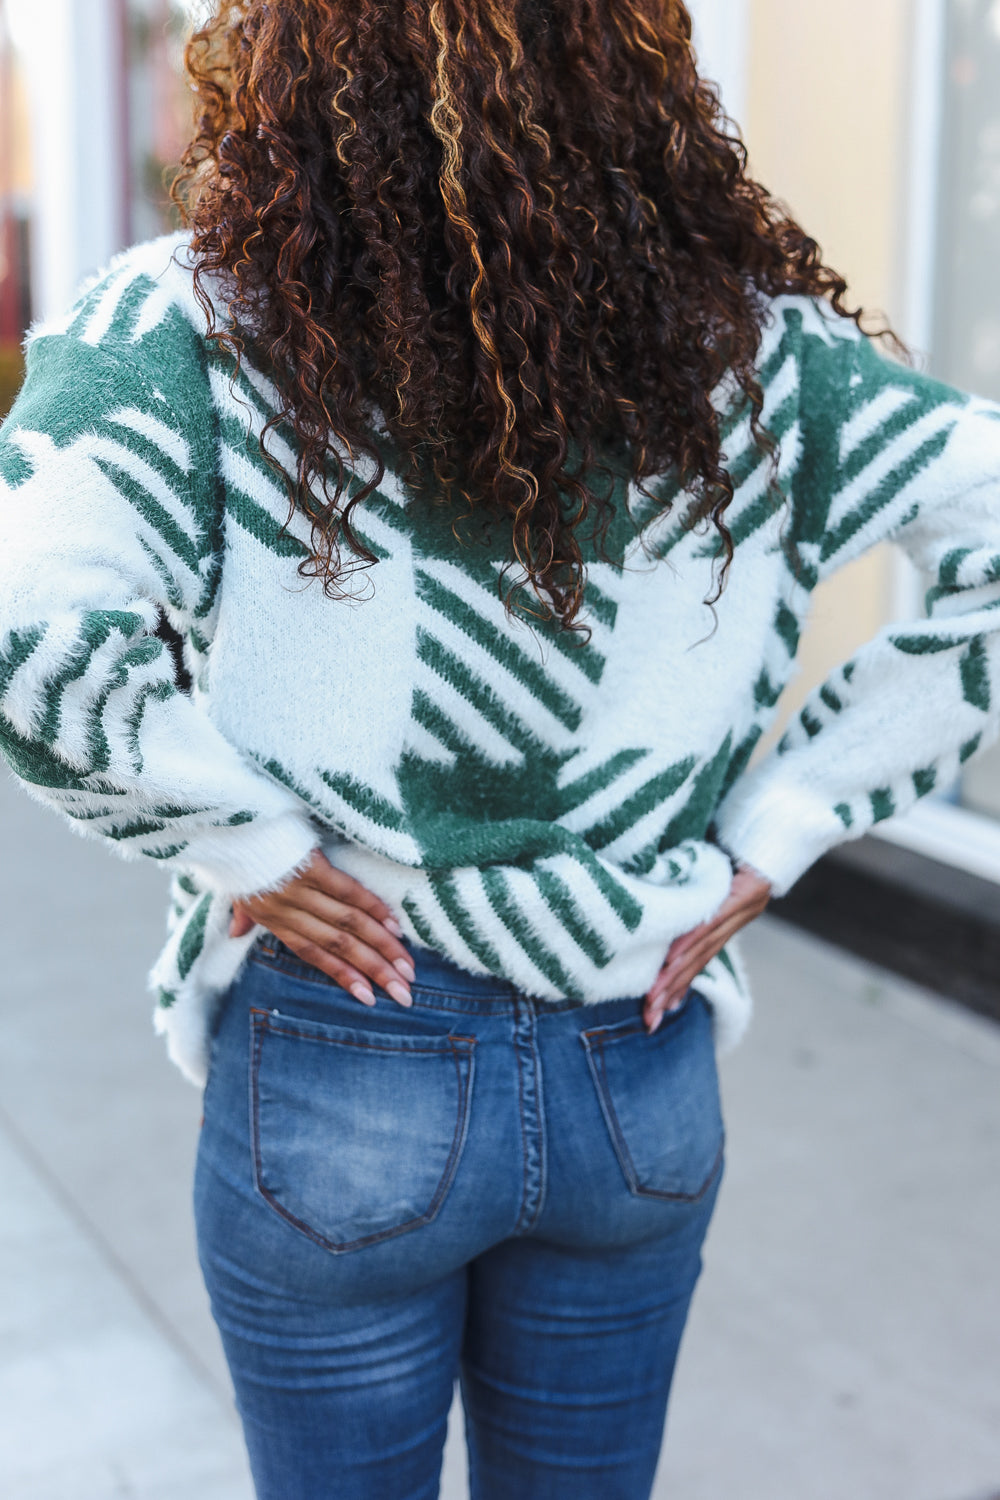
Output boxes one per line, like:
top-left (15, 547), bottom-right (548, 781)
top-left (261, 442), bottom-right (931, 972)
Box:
top-left (251, 932), bottom-right (641, 1016)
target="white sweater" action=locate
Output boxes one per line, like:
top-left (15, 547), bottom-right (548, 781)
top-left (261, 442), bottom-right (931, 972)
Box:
top-left (2, 233), bottom-right (1000, 1084)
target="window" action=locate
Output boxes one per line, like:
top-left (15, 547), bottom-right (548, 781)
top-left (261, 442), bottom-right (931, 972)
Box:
top-left (0, 5), bottom-right (32, 411)
top-left (932, 0), bottom-right (1000, 818)
top-left (934, 0), bottom-right (1000, 402)
top-left (123, 0), bottom-right (192, 243)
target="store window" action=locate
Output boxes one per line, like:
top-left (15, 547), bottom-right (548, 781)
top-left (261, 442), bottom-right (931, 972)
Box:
top-left (0, 5), bottom-right (32, 412)
top-left (933, 0), bottom-right (1000, 817)
top-left (123, 0), bottom-right (193, 243)
top-left (0, 0), bottom-right (195, 417)
top-left (934, 0), bottom-right (1000, 401)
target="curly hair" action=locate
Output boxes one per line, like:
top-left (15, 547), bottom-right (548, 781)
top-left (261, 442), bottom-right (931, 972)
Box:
top-left (173, 0), bottom-right (867, 630)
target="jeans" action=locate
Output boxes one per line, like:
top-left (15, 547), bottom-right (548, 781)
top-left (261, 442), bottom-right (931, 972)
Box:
top-left (194, 933), bottom-right (725, 1500)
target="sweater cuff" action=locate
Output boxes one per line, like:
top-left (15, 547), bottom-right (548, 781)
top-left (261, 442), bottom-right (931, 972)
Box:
top-left (179, 809), bottom-right (321, 900)
top-left (713, 775), bottom-right (850, 898)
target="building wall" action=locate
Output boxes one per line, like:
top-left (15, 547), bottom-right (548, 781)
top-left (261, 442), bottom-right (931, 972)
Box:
top-left (745, 0), bottom-right (911, 323)
top-left (740, 0), bottom-right (913, 733)
top-left (4, 0), bottom-right (942, 758)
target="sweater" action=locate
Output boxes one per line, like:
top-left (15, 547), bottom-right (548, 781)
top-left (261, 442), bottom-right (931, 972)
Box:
top-left (2, 233), bottom-right (1000, 1087)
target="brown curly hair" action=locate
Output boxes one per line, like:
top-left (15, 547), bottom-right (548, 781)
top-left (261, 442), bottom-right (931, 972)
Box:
top-left (173, 0), bottom-right (865, 629)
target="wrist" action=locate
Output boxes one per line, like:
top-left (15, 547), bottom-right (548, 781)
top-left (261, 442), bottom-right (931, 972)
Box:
top-left (709, 825), bottom-right (771, 892)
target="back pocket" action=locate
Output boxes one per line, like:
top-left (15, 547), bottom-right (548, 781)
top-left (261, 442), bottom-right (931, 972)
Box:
top-left (580, 995), bottom-right (723, 1202)
top-left (250, 1008), bottom-right (476, 1253)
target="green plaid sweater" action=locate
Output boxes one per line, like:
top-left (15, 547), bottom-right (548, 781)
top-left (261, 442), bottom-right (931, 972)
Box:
top-left (2, 235), bottom-right (1000, 1085)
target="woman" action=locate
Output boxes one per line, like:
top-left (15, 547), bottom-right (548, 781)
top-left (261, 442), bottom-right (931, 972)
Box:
top-left (1, 2), bottom-right (999, 1495)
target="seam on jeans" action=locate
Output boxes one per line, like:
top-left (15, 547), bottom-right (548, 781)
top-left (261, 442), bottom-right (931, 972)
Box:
top-left (445, 1034), bottom-right (476, 1206)
top-left (249, 941), bottom-right (516, 1007)
top-left (249, 1010), bottom-right (477, 1253)
top-left (527, 1012), bottom-right (547, 1229)
top-left (252, 1013), bottom-right (476, 1056)
top-left (577, 988), bottom-right (694, 1047)
top-left (249, 1008), bottom-right (266, 1206)
top-left (511, 998), bottom-right (546, 1234)
top-left (580, 1030), bottom-right (724, 1204)
top-left (511, 1001), bottom-right (531, 1234)
top-left (580, 1019), bottom-right (645, 1043)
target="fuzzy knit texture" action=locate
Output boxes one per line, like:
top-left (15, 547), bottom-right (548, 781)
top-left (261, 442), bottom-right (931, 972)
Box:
top-left (3, 233), bottom-right (1000, 1086)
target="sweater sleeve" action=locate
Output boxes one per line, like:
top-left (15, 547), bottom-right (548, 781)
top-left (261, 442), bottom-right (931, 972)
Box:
top-left (0, 320), bottom-right (320, 899)
top-left (714, 325), bottom-right (1000, 895)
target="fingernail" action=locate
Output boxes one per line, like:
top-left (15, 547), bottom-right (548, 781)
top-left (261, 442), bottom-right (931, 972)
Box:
top-left (394, 957), bottom-right (416, 982)
top-left (386, 981), bottom-right (413, 1008)
top-left (384, 917), bottom-right (404, 937)
top-left (648, 1011), bottom-right (663, 1035)
top-left (350, 983), bottom-right (376, 1007)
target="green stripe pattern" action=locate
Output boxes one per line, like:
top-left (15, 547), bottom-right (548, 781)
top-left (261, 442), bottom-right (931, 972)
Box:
top-left (2, 237), bottom-right (999, 1072)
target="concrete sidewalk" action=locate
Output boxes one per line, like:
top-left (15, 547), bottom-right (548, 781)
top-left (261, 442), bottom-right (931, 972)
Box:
top-left (1, 765), bottom-right (998, 1499)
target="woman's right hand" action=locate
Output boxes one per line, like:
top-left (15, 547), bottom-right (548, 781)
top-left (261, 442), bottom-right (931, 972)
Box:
top-left (228, 848), bottom-right (415, 1008)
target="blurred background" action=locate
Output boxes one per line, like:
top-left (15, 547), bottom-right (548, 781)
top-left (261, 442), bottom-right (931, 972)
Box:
top-left (0, 4), bottom-right (998, 1498)
top-left (3, 0), bottom-right (1000, 850)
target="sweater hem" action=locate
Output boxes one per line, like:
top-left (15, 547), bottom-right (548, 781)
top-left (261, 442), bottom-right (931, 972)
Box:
top-left (181, 810), bottom-right (321, 901)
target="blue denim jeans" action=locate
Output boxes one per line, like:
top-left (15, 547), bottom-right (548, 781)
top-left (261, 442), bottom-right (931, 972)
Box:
top-left (194, 933), bottom-right (725, 1500)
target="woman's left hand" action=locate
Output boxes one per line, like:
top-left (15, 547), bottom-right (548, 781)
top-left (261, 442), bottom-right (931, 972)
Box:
top-left (643, 863), bottom-right (772, 1033)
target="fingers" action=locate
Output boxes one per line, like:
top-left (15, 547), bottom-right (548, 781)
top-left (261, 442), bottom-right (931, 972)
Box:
top-left (228, 903), bottom-right (256, 939)
top-left (643, 874), bottom-right (773, 1034)
top-left (231, 851), bottom-right (414, 1008)
top-left (271, 882), bottom-right (415, 979)
top-left (273, 906), bottom-right (415, 1006)
top-left (301, 851), bottom-right (405, 935)
top-left (660, 922), bottom-right (709, 971)
top-left (645, 933), bottom-right (737, 1027)
top-left (262, 909), bottom-right (414, 1007)
top-left (651, 915), bottom-right (741, 999)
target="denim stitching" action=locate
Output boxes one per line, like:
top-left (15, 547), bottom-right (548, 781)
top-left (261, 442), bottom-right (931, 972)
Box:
top-left (249, 1009), bottom-right (477, 1252)
top-left (249, 1010), bottom-right (267, 1204)
top-left (261, 1017), bottom-right (477, 1055)
top-left (249, 937), bottom-right (615, 1014)
top-left (527, 1008), bottom-right (548, 1226)
top-left (445, 1035), bottom-right (476, 1204)
top-left (511, 997), bottom-right (545, 1233)
top-left (580, 1025), bottom-right (724, 1204)
top-left (581, 1034), bottom-right (640, 1194)
top-left (252, 932), bottom-right (675, 1019)
top-left (249, 946), bottom-right (519, 1013)
top-left (250, 1012), bottom-right (474, 1252)
top-left (511, 1000), bottom-right (530, 1233)
top-left (577, 988), bottom-right (694, 1047)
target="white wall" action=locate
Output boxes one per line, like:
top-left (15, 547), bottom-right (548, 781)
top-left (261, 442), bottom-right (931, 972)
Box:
top-left (5, 0), bottom-right (748, 325)
top-left (899, 0), bottom-right (947, 360)
top-left (8, 0), bottom-right (124, 322)
top-left (687, 0), bottom-right (750, 125)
